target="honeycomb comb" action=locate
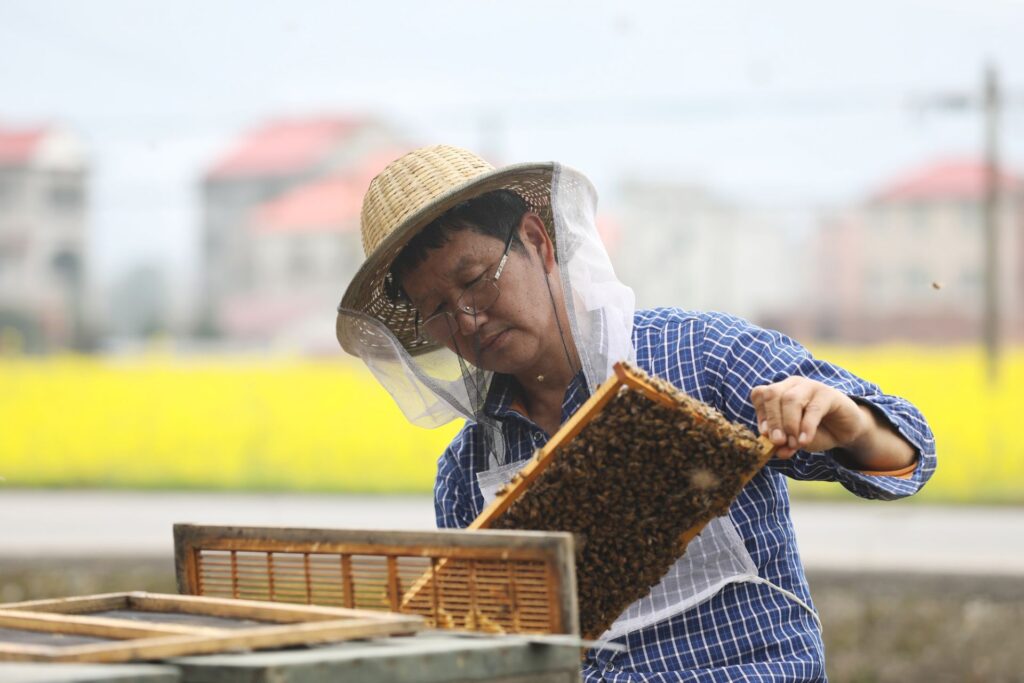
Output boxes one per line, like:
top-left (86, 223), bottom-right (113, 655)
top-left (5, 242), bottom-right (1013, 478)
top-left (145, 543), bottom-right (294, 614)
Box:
top-left (479, 361), bottom-right (776, 639)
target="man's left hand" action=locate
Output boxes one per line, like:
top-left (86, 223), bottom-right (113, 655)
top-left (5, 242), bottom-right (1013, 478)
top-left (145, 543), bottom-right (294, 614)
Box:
top-left (749, 376), bottom-right (871, 459)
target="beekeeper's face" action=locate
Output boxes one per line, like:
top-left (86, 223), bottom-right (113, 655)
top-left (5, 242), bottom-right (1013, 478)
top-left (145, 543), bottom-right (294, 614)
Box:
top-left (400, 213), bottom-right (566, 375)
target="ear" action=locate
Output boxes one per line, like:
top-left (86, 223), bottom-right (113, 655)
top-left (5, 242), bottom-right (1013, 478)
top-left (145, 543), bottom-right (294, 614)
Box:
top-left (519, 213), bottom-right (556, 273)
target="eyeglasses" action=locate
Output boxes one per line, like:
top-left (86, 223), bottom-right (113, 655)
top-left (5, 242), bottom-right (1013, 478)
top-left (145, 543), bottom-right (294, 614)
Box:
top-left (415, 224), bottom-right (517, 345)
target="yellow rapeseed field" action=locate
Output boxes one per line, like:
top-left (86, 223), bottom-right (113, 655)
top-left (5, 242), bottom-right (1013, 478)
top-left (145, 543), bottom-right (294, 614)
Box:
top-left (0, 347), bottom-right (1021, 502)
top-left (0, 354), bottom-right (459, 492)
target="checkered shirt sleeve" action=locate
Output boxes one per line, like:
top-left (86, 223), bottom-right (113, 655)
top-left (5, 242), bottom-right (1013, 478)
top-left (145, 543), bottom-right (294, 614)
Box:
top-left (699, 310), bottom-right (936, 500)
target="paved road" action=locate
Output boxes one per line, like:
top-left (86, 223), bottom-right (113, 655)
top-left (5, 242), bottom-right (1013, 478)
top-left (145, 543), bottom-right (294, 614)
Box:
top-left (2, 490), bottom-right (1022, 575)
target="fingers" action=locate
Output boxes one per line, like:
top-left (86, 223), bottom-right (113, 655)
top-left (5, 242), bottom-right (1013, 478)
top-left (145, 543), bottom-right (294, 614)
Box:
top-left (750, 377), bottom-right (833, 457)
top-left (775, 445), bottom-right (798, 459)
top-left (780, 383), bottom-right (814, 450)
top-left (798, 394), bottom-right (831, 448)
top-left (752, 377), bottom-right (796, 446)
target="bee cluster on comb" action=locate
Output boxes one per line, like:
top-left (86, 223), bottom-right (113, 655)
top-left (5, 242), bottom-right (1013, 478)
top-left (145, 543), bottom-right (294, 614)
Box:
top-left (490, 362), bottom-right (771, 640)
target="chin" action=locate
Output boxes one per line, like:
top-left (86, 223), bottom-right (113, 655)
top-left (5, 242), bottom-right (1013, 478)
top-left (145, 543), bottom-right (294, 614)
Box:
top-left (470, 331), bottom-right (534, 375)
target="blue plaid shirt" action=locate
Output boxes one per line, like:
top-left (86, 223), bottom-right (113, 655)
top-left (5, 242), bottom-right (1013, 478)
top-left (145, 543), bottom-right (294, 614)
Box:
top-left (434, 308), bottom-right (937, 682)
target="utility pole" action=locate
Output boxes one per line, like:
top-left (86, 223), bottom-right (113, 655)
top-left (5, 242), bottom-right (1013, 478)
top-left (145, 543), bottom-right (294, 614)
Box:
top-left (981, 64), bottom-right (1001, 385)
top-left (917, 64), bottom-right (1006, 385)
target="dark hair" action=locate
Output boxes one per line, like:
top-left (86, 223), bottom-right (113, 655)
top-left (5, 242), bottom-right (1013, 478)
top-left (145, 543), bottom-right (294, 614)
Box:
top-left (387, 189), bottom-right (529, 302)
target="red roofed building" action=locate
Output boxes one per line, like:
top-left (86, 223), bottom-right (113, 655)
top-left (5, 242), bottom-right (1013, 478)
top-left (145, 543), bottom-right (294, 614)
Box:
top-left (0, 128), bottom-right (50, 166)
top-left (253, 174), bottom-right (363, 233)
top-left (0, 124), bottom-right (89, 350)
top-left (227, 171), bottom-right (368, 346)
top-left (809, 158), bottom-right (1024, 342)
top-left (206, 118), bottom-right (364, 180)
top-left (873, 158), bottom-right (1022, 203)
top-left (199, 116), bottom-right (405, 339)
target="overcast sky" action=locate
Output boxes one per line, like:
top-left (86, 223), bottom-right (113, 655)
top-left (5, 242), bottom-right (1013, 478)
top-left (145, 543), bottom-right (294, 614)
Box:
top-left (1, 0), bottom-right (1023, 299)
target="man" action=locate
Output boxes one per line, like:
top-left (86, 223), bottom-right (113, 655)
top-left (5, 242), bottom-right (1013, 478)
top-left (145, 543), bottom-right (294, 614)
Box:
top-left (337, 145), bottom-right (935, 681)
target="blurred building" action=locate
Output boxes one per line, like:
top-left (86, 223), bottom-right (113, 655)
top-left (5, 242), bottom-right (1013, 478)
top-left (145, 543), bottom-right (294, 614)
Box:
top-left (227, 168), bottom-right (373, 350)
top-left (611, 180), bottom-right (803, 324)
top-left (810, 159), bottom-right (1024, 343)
top-left (199, 116), bottom-right (406, 347)
top-left (0, 124), bottom-right (88, 352)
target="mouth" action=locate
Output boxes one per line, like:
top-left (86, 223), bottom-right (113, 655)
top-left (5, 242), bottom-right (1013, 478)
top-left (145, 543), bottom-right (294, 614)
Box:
top-left (478, 328), bottom-right (511, 352)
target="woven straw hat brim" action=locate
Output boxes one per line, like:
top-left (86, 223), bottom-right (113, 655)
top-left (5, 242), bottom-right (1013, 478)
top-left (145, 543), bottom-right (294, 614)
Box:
top-left (338, 161), bottom-right (556, 354)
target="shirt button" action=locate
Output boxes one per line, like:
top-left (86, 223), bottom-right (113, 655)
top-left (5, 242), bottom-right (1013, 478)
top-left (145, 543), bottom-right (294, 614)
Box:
top-left (532, 432), bottom-right (544, 445)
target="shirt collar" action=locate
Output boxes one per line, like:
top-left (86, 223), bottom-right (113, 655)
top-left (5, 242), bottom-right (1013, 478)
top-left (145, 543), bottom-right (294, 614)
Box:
top-left (484, 370), bottom-right (589, 421)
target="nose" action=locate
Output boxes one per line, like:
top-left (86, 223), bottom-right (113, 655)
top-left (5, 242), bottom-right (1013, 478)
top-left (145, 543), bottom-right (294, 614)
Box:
top-left (453, 307), bottom-right (488, 337)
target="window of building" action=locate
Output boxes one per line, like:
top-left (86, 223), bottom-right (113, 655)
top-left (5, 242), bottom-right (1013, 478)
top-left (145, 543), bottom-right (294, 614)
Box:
top-left (52, 249), bottom-right (81, 285)
top-left (50, 183), bottom-right (83, 211)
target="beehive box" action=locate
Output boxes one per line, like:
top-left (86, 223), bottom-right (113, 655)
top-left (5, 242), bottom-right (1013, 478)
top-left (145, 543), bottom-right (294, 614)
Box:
top-left (475, 361), bottom-right (775, 639)
top-left (174, 525), bottom-right (579, 636)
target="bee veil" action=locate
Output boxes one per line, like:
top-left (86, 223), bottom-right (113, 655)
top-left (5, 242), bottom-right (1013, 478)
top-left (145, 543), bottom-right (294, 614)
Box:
top-left (336, 152), bottom-right (635, 463)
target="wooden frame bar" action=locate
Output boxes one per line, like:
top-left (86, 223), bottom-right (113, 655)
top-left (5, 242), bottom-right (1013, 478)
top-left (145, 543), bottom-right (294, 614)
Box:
top-left (0, 592), bottom-right (423, 664)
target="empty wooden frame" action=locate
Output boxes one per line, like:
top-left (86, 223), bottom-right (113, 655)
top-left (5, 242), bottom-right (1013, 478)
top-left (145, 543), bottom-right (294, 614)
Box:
top-left (0, 591), bottom-right (423, 663)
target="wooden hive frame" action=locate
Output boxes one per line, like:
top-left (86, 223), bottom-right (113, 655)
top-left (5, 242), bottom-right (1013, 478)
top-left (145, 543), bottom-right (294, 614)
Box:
top-left (174, 525), bottom-right (579, 636)
top-left (401, 361), bottom-right (777, 637)
top-left (0, 591), bottom-right (422, 664)
top-left (472, 361), bottom-right (776, 535)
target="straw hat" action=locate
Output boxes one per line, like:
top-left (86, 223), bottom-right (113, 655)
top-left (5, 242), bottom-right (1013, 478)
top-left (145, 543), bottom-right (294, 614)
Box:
top-left (338, 145), bottom-right (556, 353)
